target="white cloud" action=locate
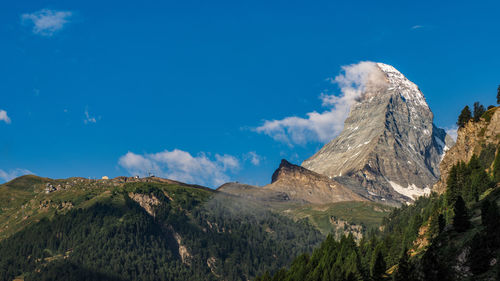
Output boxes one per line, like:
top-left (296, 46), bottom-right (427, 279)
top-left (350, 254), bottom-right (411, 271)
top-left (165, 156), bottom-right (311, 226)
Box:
top-left (84, 109), bottom-right (96, 124)
top-left (255, 61), bottom-right (387, 146)
top-left (0, 110), bottom-right (11, 124)
top-left (411, 25), bottom-right (424, 30)
top-left (215, 154), bottom-right (240, 171)
top-left (445, 126), bottom-right (458, 141)
top-left (0, 168), bottom-right (33, 182)
top-left (245, 151), bottom-right (262, 166)
top-left (118, 149), bottom-right (240, 187)
top-left (119, 152), bottom-right (157, 174)
top-left (22, 9), bottom-right (72, 36)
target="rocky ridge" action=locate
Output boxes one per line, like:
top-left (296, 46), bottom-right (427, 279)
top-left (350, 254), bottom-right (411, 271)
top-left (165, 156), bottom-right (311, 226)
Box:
top-left (264, 159), bottom-right (366, 204)
top-left (434, 107), bottom-right (500, 193)
top-left (217, 160), bottom-right (366, 205)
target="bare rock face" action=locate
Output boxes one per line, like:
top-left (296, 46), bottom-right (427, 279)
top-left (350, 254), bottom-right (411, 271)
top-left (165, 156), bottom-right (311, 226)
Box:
top-left (217, 159), bottom-right (366, 205)
top-left (434, 107), bottom-right (500, 193)
top-left (302, 63), bottom-right (454, 204)
top-left (128, 192), bottom-right (161, 216)
top-left (264, 159), bottom-right (366, 204)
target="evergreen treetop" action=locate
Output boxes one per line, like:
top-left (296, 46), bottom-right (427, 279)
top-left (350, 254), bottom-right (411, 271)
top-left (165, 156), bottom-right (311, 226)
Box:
top-left (452, 196), bottom-right (469, 232)
top-left (497, 85), bottom-right (500, 105)
top-left (370, 245), bottom-right (387, 281)
top-left (392, 248), bottom-right (413, 281)
top-left (457, 106), bottom-right (472, 127)
top-left (473, 102), bottom-right (486, 122)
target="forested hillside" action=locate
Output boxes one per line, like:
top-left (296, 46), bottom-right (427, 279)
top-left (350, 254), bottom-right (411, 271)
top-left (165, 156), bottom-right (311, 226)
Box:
top-left (0, 178), bottom-right (322, 281)
top-left (257, 168), bottom-right (500, 280)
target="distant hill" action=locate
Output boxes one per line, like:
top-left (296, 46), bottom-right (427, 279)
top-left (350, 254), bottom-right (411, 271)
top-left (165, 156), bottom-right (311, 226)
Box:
top-left (218, 161), bottom-right (392, 238)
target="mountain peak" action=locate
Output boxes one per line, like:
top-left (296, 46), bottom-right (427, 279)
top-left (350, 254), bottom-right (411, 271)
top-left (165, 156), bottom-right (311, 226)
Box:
top-left (267, 159), bottom-right (366, 204)
top-left (271, 159), bottom-right (311, 184)
top-left (302, 63), bottom-right (454, 204)
top-left (375, 62), bottom-right (401, 75)
top-left (375, 62), bottom-right (429, 109)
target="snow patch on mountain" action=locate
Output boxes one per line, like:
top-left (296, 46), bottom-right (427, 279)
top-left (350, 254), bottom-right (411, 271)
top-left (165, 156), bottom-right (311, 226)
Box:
top-left (389, 181), bottom-right (431, 199)
top-left (376, 63), bottom-right (429, 109)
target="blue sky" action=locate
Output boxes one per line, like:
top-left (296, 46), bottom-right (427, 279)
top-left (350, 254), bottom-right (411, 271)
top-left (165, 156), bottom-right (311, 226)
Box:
top-left (1, 0), bottom-right (499, 187)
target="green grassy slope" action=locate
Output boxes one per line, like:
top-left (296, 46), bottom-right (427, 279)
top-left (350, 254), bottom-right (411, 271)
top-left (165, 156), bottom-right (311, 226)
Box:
top-left (276, 201), bottom-right (392, 236)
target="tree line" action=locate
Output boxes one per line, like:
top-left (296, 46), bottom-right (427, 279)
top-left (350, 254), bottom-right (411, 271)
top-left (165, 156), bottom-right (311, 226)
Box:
top-left (457, 85), bottom-right (500, 127)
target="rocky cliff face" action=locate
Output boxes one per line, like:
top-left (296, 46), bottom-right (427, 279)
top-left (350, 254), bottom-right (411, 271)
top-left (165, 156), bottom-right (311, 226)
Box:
top-left (264, 159), bottom-right (365, 204)
top-left (217, 159), bottom-right (366, 205)
top-left (128, 192), bottom-right (161, 216)
top-left (302, 63), bottom-right (454, 204)
top-left (434, 107), bottom-right (500, 193)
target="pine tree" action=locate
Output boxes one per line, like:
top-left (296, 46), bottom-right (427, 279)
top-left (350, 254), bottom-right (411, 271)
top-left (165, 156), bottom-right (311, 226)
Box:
top-left (370, 246), bottom-right (387, 281)
top-left (446, 164), bottom-right (461, 206)
top-left (344, 251), bottom-right (363, 281)
top-left (457, 106), bottom-right (472, 127)
top-left (428, 213), bottom-right (440, 238)
top-left (421, 242), bottom-right (452, 281)
top-left (473, 102), bottom-right (486, 122)
top-left (497, 85), bottom-right (500, 105)
top-left (493, 150), bottom-right (500, 182)
top-left (468, 170), bottom-right (489, 202)
top-left (438, 214), bottom-right (446, 234)
top-left (428, 211), bottom-right (446, 237)
top-left (392, 248), bottom-right (412, 281)
top-left (452, 196), bottom-right (469, 232)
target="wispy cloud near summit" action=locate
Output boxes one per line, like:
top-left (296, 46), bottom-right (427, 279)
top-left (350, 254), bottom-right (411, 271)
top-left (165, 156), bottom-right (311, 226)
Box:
top-left (255, 61), bottom-right (386, 146)
top-left (22, 9), bottom-right (72, 36)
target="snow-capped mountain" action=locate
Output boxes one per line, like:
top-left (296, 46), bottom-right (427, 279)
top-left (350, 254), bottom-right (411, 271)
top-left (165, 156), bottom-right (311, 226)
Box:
top-left (302, 63), bottom-right (454, 204)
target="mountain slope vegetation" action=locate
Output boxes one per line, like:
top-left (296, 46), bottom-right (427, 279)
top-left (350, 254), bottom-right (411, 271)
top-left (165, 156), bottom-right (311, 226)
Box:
top-left (0, 178), bottom-right (323, 281)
